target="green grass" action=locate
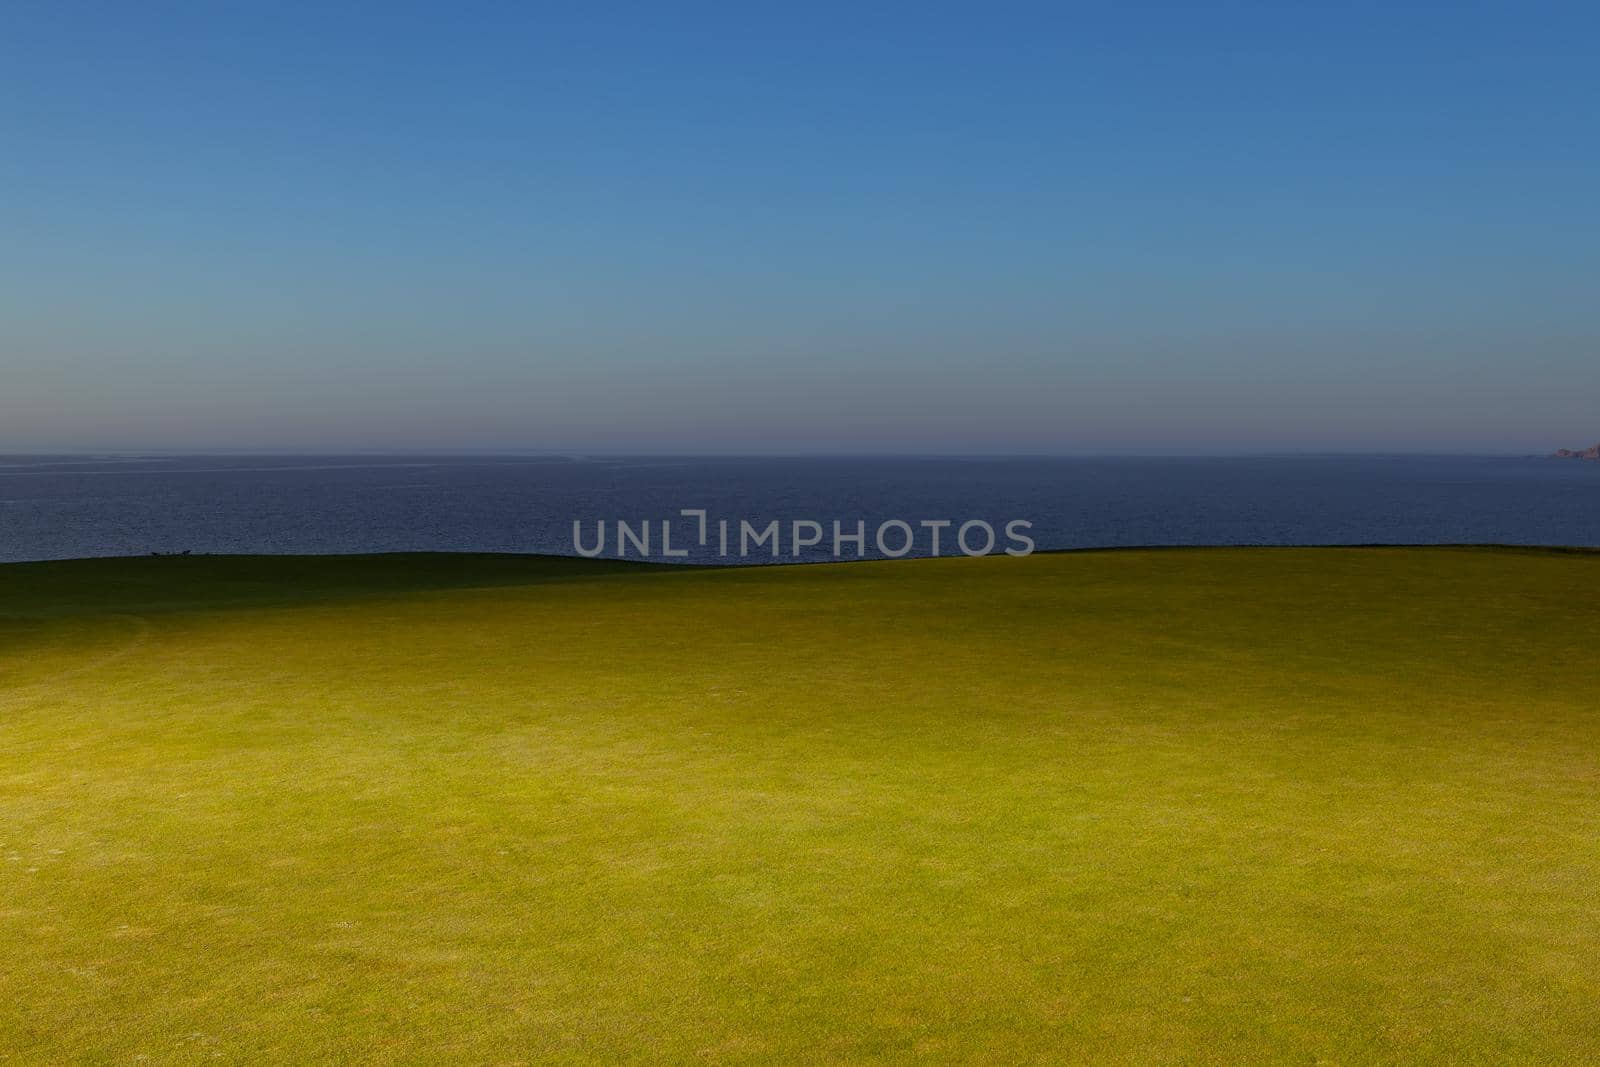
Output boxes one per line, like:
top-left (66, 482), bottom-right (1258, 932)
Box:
top-left (2, 548), bottom-right (1598, 1064)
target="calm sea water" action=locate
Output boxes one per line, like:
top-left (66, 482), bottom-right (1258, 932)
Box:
top-left (0, 454), bottom-right (1596, 564)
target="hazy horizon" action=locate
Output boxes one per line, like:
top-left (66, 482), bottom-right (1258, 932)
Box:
top-left (5, 3), bottom-right (1597, 454)
top-left (0, 446), bottom-right (1586, 461)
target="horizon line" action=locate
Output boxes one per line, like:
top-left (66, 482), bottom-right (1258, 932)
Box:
top-left (0, 447), bottom-right (1573, 461)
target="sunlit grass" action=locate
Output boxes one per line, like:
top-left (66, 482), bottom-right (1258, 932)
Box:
top-left (2, 548), bottom-right (1598, 1063)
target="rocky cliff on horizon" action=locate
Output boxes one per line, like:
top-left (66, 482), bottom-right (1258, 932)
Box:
top-left (1552, 444), bottom-right (1600, 459)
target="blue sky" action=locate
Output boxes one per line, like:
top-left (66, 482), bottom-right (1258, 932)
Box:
top-left (3, 1), bottom-right (1596, 453)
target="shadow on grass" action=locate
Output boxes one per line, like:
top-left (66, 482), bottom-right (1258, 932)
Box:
top-left (2, 544), bottom-right (1594, 620)
top-left (0, 552), bottom-right (676, 619)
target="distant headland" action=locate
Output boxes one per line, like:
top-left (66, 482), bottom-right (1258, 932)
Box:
top-left (1551, 444), bottom-right (1600, 459)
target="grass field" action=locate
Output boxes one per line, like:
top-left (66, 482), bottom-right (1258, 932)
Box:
top-left (2, 548), bottom-right (1598, 1064)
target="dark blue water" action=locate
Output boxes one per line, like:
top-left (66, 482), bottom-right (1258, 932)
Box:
top-left (0, 454), bottom-right (1596, 564)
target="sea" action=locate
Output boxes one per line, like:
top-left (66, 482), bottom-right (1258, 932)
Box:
top-left (0, 453), bottom-right (1596, 564)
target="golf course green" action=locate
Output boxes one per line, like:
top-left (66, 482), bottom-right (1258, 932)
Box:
top-left (2, 547), bottom-right (1597, 1064)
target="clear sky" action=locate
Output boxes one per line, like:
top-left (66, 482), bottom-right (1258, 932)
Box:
top-left (3, 1), bottom-right (1596, 453)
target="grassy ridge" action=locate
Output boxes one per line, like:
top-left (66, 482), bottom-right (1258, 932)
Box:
top-left (2, 549), bottom-right (1599, 1063)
